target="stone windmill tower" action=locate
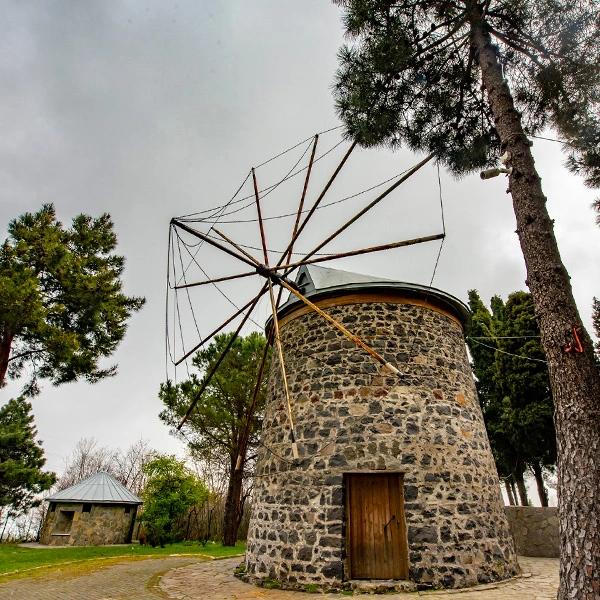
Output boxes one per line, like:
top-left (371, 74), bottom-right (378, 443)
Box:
top-left (244, 265), bottom-right (518, 592)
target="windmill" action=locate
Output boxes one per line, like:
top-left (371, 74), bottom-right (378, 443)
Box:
top-left (166, 128), bottom-right (445, 463)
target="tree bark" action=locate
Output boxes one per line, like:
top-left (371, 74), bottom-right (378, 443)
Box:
top-left (222, 448), bottom-right (246, 546)
top-left (469, 6), bottom-right (600, 598)
top-left (532, 463), bottom-right (549, 507)
top-left (0, 333), bottom-right (13, 387)
top-left (504, 478), bottom-right (516, 506)
top-left (514, 470), bottom-right (530, 506)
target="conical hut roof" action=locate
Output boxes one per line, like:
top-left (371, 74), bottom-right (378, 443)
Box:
top-left (46, 471), bottom-right (142, 505)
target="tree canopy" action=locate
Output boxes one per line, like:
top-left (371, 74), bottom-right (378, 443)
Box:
top-left (0, 204), bottom-right (145, 394)
top-left (467, 290), bottom-right (555, 506)
top-left (159, 331), bottom-right (269, 545)
top-left (140, 455), bottom-right (208, 547)
top-left (334, 4), bottom-right (600, 595)
top-left (334, 0), bottom-right (600, 178)
top-left (0, 397), bottom-right (56, 516)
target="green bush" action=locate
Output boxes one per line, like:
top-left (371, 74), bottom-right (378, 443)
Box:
top-left (139, 455), bottom-right (208, 547)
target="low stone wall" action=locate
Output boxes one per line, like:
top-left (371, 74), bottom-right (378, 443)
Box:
top-left (504, 506), bottom-right (559, 558)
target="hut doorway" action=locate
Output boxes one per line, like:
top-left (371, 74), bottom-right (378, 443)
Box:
top-left (345, 473), bottom-right (409, 580)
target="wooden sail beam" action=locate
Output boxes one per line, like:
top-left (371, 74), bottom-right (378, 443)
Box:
top-left (176, 290), bottom-right (264, 430)
top-left (234, 333), bottom-right (272, 471)
top-left (171, 219), bottom-right (259, 270)
top-left (174, 270), bottom-right (256, 290)
top-left (278, 278), bottom-right (401, 376)
top-left (271, 233), bottom-right (445, 271)
top-left (285, 134), bottom-right (319, 265)
top-left (290, 152), bottom-right (435, 268)
top-left (277, 141), bottom-right (357, 267)
top-left (175, 286), bottom-right (267, 365)
top-left (253, 168), bottom-right (299, 460)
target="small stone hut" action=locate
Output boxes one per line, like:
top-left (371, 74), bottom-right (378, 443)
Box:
top-left (244, 265), bottom-right (518, 591)
top-left (40, 472), bottom-right (142, 546)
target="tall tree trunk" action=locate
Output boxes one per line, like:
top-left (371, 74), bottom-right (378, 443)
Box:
top-left (514, 470), bottom-right (530, 506)
top-left (222, 448), bottom-right (246, 546)
top-left (0, 333), bottom-right (13, 387)
top-left (504, 478), bottom-right (516, 506)
top-left (509, 479), bottom-right (518, 506)
top-left (469, 6), bottom-right (600, 598)
top-left (532, 463), bottom-right (549, 507)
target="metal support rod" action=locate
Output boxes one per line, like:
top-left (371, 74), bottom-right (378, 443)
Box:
top-left (175, 286), bottom-right (267, 365)
top-left (171, 219), bottom-right (258, 270)
top-left (278, 278), bottom-right (400, 376)
top-left (292, 153), bottom-right (435, 267)
top-left (177, 290), bottom-right (263, 430)
top-left (174, 270), bottom-right (256, 289)
top-left (272, 233), bottom-right (445, 271)
top-left (277, 141), bottom-right (357, 266)
top-left (253, 168), bottom-right (299, 460)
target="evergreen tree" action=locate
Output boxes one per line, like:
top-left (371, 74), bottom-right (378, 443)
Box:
top-left (0, 397), bottom-right (55, 516)
top-left (494, 292), bottom-right (555, 507)
top-left (0, 204), bottom-right (145, 393)
top-left (333, 3), bottom-right (600, 595)
top-left (140, 455), bottom-right (208, 547)
top-left (468, 290), bottom-right (555, 507)
top-left (159, 331), bottom-right (269, 546)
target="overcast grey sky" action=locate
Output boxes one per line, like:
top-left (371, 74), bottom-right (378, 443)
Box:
top-left (1, 1), bottom-right (598, 478)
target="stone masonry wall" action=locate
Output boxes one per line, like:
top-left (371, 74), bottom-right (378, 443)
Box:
top-left (245, 297), bottom-right (519, 590)
top-left (40, 503), bottom-right (136, 546)
top-left (505, 506), bottom-right (559, 558)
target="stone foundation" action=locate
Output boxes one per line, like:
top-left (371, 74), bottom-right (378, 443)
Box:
top-left (245, 297), bottom-right (519, 590)
top-left (40, 502), bottom-right (137, 546)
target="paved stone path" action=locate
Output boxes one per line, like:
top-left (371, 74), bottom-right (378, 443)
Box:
top-left (161, 556), bottom-right (559, 599)
top-left (0, 555), bottom-right (558, 599)
top-left (0, 556), bottom-right (202, 599)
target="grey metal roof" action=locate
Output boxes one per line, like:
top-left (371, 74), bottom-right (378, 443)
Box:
top-left (46, 472), bottom-right (142, 505)
top-left (275, 264), bottom-right (470, 324)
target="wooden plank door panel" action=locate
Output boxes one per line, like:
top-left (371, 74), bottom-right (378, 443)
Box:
top-left (346, 473), bottom-right (408, 580)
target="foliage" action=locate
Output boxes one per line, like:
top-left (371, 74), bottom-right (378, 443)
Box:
top-left (0, 541), bottom-right (246, 578)
top-left (467, 291), bottom-right (555, 496)
top-left (140, 455), bottom-right (208, 547)
top-left (333, 0), bottom-right (600, 181)
top-left (0, 397), bottom-right (55, 516)
top-left (0, 204), bottom-right (145, 393)
top-left (159, 331), bottom-right (269, 545)
top-left (160, 332), bottom-right (268, 466)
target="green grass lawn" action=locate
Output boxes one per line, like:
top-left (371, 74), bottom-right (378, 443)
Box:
top-left (0, 540), bottom-right (246, 576)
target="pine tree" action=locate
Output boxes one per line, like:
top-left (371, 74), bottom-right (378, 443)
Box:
top-left (159, 332), bottom-right (269, 546)
top-left (333, 3), bottom-right (600, 596)
top-left (0, 204), bottom-right (145, 393)
top-left (0, 397), bottom-right (56, 516)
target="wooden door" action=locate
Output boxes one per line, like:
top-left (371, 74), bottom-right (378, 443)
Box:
top-left (346, 473), bottom-right (409, 580)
